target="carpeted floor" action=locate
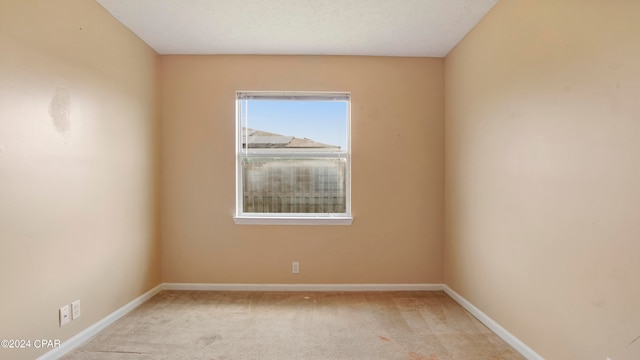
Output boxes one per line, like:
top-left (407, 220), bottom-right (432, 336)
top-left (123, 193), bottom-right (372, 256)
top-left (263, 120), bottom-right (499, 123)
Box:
top-left (63, 290), bottom-right (524, 359)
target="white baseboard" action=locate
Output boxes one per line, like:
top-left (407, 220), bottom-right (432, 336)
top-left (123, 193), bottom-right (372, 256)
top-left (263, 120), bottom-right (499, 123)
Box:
top-left (37, 284), bottom-right (163, 360)
top-left (162, 283), bottom-right (445, 292)
top-left (442, 285), bottom-right (544, 360)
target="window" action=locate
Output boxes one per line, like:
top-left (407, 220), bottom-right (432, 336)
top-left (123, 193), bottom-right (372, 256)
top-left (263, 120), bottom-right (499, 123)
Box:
top-left (234, 91), bottom-right (352, 225)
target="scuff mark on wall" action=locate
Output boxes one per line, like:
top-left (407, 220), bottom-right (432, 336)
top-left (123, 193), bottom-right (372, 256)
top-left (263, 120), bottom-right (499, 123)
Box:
top-left (49, 87), bottom-right (71, 137)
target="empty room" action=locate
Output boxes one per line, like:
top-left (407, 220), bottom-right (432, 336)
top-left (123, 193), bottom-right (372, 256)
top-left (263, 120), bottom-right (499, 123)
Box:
top-left (1, 0), bottom-right (638, 359)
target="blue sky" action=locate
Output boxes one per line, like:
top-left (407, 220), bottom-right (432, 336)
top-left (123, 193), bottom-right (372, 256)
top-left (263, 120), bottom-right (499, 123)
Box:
top-left (240, 100), bottom-right (348, 149)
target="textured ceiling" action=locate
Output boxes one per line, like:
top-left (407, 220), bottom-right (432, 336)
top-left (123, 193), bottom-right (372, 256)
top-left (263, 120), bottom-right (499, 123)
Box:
top-left (96, 0), bottom-right (498, 57)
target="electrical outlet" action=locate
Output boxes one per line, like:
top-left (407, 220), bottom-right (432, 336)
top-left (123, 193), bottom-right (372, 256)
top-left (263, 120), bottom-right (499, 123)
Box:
top-left (59, 305), bottom-right (70, 327)
top-left (71, 300), bottom-right (81, 320)
top-left (292, 261), bottom-right (300, 274)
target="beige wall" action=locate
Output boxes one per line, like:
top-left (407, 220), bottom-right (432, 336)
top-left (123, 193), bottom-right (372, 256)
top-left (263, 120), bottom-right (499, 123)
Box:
top-left (160, 56), bottom-right (444, 284)
top-left (0, 1), bottom-right (160, 359)
top-left (444, 1), bottom-right (640, 359)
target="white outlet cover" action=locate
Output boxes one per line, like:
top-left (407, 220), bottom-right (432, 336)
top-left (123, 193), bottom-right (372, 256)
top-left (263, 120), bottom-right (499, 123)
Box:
top-left (71, 300), bottom-right (81, 320)
top-left (59, 305), bottom-right (70, 327)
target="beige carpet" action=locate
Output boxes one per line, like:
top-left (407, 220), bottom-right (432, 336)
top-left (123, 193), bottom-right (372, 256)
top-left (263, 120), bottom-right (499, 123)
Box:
top-left (63, 290), bottom-right (524, 360)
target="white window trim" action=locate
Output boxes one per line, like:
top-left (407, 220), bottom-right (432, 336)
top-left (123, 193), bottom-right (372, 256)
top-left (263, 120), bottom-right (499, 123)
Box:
top-left (233, 215), bottom-right (353, 226)
top-left (234, 91), bottom-right (352, 225)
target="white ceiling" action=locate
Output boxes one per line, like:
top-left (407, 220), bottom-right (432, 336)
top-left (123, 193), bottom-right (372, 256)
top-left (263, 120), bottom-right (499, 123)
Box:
top-left (96, 0), bottom-right (498, 57)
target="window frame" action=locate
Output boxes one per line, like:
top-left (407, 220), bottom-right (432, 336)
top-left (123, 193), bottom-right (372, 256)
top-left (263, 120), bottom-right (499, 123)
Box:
top-left (234, 91), bottom-right (352, 225)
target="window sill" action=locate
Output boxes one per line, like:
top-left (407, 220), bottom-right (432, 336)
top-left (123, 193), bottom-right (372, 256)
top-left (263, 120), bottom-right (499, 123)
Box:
top-left (233, 216), bottom-right (353, 226)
